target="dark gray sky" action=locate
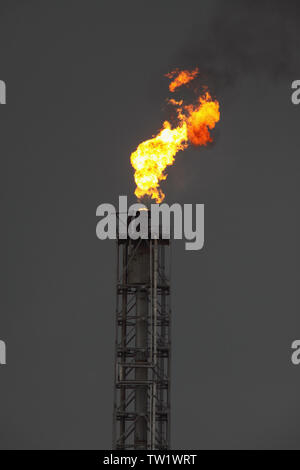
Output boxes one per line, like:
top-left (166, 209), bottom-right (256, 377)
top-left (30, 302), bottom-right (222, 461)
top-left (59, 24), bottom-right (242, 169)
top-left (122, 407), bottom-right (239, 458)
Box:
top-left (0, 0), bottom-right (300, 449)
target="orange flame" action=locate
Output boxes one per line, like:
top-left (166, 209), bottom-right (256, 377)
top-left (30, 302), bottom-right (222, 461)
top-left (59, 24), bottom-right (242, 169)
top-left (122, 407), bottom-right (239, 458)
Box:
top-left (130, 71), bottom-right (220, 203)
top-left (178, 92), bottom-right (220, 146)
top-left (166, 67), bottom-right (199, 92)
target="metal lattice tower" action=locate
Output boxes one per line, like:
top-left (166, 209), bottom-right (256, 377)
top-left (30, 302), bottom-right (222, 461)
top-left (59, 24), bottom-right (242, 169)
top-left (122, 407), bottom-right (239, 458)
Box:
top-left (112, 218), bottom-right (171, 450)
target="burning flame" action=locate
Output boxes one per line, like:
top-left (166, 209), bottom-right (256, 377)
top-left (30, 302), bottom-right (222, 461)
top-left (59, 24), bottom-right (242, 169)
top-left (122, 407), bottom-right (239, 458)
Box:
top-left (130, 121), bottom-right (188, 203)
top-left (130, 69), bottom-right (220, 203)
top-left (166, 68), bottom-right (199, 92)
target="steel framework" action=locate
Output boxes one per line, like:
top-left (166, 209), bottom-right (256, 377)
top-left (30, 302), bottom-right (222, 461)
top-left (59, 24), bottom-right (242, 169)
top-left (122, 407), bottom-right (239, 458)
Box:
top-left (112, 224), bottom-right (171, 450)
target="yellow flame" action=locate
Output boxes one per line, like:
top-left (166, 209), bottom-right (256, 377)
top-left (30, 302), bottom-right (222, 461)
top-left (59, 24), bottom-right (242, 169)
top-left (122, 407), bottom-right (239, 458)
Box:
top-left (130, 121), bottom-right (188, 203)
top-left (130, 73), bottom-right (220, 203)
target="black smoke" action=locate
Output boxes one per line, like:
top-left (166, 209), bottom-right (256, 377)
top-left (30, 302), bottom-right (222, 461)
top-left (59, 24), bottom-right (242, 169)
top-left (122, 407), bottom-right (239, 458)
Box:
top-left (171, 0), bottom-right (300, 94)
